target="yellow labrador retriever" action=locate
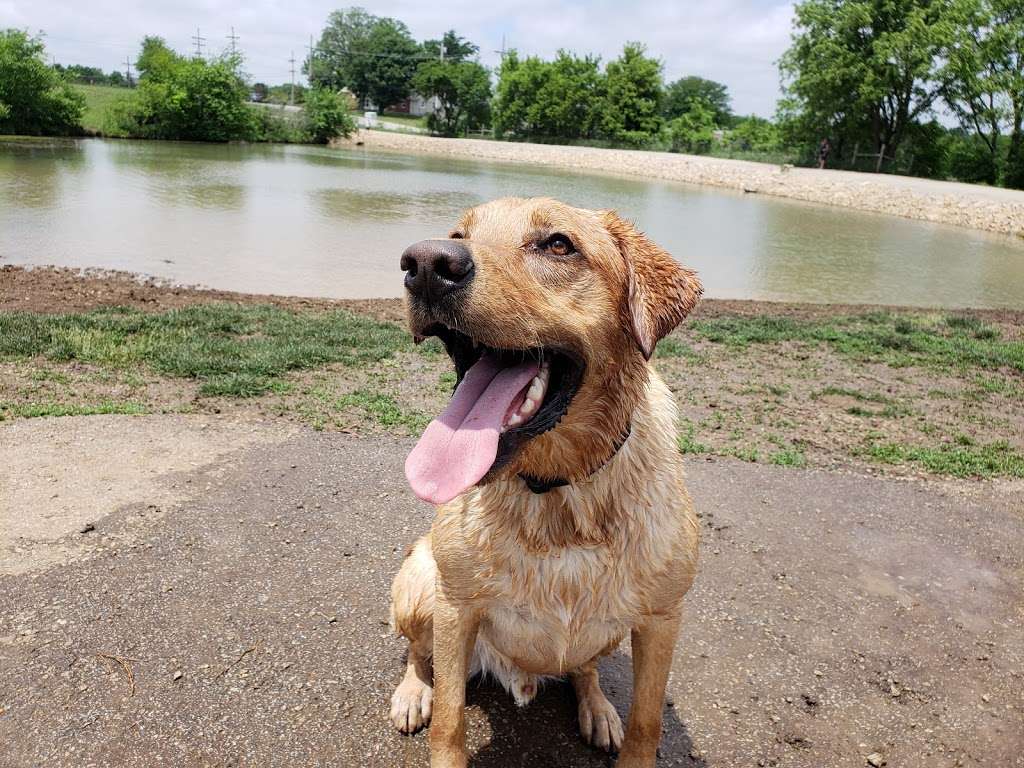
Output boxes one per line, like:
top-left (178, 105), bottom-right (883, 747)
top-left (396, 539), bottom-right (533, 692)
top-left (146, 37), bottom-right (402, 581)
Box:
top-left (390, 197), bottom-right (702, 767)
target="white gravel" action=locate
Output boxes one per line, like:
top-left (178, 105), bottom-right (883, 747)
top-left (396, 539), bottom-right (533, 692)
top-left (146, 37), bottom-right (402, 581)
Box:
top-left (351, 130), bottom-right (1024, 238)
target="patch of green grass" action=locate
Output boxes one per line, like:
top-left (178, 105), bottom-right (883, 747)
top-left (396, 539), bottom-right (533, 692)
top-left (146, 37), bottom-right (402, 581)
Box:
top-left (691, 312), bottom-right (1022, 373)
top-left (727, 445), bottom-right (760, 462)
top-left (336, 389), bottom-right (429, 433)
top-left (0, 400), bottom-right (146, 420)
top-left (770, 447), bottom-right (807, 468)
top-left (655, 337), bottom-right (699, 359)
top-left (27, 367), bottom-right (71, 385)
top-left (677, 422), bottom-right (709, 455)
top-left (438, 370), bottom-right (457, 393)
top-left (0, 304), bottom-right (410, 398)
top-left (72, 83), bottom-right (132, 133)
top-left (861, 439), bottom-right (1024, 478)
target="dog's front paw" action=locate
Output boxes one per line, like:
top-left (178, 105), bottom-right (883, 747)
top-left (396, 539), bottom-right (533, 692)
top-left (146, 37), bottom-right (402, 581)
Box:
top-left (390, 676), bottom-right (433, 734)
top-left (578, 690), bottom-right (624, 752)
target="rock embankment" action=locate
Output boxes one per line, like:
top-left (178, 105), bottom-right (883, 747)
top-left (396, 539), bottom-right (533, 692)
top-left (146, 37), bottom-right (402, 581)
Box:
top-left (350, 130), bottom-right (1024, 238)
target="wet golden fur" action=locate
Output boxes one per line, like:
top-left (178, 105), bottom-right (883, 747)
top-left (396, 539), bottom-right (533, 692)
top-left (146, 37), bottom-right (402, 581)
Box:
top-left (390, 197), bottom-right (702, 767)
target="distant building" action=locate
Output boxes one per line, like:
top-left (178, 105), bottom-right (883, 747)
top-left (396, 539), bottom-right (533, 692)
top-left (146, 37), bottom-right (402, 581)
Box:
top-left (363, 92), bottom-right (436, 117)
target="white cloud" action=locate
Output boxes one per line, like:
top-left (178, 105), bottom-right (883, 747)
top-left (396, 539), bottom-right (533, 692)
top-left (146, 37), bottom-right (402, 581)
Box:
top-left (2, 0), bottom-right (795, 116)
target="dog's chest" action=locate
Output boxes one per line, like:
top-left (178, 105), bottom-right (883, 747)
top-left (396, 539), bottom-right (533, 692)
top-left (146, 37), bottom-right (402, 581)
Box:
top-left (479, 542), bottom-right (651, 674)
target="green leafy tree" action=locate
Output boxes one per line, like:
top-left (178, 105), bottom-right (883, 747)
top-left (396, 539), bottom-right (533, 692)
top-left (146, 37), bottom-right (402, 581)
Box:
top-left (780, 0), bottom-right (954, 170)
top-left (413, 59), bottom-right (491, 136)
top-left (989, 0), bottom-right (1024, 188)
top-left (668, 97), bottom-right (717, 154)
top-left (946, 129), bottom-right (999, 182)
top-left (492, 51), bottom-right (546, 137)
top-left (422, 31), bottom-right (478, 63)
top-left (728, 115), bottom-right (782, 152)
top-left (940, 0), bottom-right (1013, 178)
top-left (136, 36), bottom-right (180, 80)
top-left (113, 39), bottom-right (254, 141)
top-left (492, 50), bottom-right (605, 139)
top-left (0, 29), bottom-right (84, 136)
top-left (303, 87), bottom-right (356, 143)
top-left (307, 9), bottom-right (420, 109)
top-left (362, 19), bottom-right (421, 109)
top-left (664, 76), bottom-right (732, 124)
top-left (306, 8), bottom-right (376, 93)
top-left (601, 43), bottom-right (664, 145)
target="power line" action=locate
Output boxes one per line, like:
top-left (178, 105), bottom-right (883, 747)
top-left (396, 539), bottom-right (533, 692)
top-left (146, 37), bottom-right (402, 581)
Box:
top-left (227, 27), bottom-right (240, 55)
top-left (192, 27), bottom-right (206, 58)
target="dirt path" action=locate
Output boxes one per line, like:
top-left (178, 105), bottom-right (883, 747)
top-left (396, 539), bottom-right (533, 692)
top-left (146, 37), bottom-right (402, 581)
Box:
top-left (352, 131), bottom-right (1024, 238)
top-left (0, 417), bottom-right (1020, 767)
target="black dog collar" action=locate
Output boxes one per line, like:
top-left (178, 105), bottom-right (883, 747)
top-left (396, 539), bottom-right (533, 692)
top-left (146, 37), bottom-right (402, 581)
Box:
top-left (518, 424), bottom-right (632, 494)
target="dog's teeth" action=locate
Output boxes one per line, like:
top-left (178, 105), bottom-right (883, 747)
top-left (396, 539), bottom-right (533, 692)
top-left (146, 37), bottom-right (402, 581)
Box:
top-left (507, 412), bottom-right (523, 427)
top-left (522, 397), bottom-right (537, 414)
top-left (527, 379), bottom-right (543, 401)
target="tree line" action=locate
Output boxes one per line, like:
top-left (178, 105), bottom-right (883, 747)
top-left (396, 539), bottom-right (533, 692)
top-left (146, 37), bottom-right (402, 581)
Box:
top-left (781, 0), bottom-right (1024, 187)
top-left (5, 1), bottom-right (1023, 189)
top-left (306, 2), bottom-right (1023, 187)
top-left (0, 29), bottom-right (354, 143)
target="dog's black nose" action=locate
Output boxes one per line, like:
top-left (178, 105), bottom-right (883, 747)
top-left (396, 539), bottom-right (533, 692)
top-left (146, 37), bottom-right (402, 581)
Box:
top-left (400, 239), bottom-right (475, 303)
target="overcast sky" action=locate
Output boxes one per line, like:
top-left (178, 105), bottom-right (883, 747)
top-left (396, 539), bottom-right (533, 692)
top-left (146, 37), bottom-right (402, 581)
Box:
top-left (1, 0), bottom-right (795, 117)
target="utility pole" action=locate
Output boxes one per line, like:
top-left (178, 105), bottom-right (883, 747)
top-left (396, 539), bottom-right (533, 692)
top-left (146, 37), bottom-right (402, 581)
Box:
top-left (227, 27), bottom-right (239, 55)
top-left (289, 51), bottom-right (296, 105)
top-left (192, 27), bottom-right (206, 58)
top-left (124, 55), bottom-right (133, 87)
top-left (495, 34), bottom-right (506, 60)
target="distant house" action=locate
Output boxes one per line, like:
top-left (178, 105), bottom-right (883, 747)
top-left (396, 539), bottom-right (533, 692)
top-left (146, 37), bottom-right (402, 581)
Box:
top-left (363, 92), bottom-right (436, 117)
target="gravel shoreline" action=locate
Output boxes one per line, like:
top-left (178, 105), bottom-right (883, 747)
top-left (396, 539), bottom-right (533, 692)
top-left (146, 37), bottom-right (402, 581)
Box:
top-left (350, 130), bottom-right (1024, 238)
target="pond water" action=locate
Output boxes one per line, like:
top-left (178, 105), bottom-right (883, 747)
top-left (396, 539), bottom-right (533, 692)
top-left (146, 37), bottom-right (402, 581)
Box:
top-left (2, 138), bottom-right (1022, 308)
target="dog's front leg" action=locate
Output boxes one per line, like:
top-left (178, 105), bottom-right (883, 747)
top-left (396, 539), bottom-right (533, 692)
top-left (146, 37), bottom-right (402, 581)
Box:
top-left (617, 612), bottom-right (682, 768)
top-left (429, 587), bottom-right (479, 768)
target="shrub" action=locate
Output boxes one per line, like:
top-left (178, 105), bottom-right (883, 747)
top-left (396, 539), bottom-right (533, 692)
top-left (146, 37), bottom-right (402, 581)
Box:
top-left (946, 133), bottom-right (998, 185)
top-left (0, 29), bottom-right (84, 136)
top-left (728, 116), bottom-right (782, 152)
top-left (110, 38), bottom-right (255, 142)
top-left (303, 87), bottom-right (355, 143)
top-left (249, 105), bottom-right (306, 143)
top-left (668, 98), bottom-right (717, 154)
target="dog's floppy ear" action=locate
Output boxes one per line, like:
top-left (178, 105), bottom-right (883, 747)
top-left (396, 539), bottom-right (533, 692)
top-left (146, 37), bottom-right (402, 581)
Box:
top-left (603, 211), bottom-right (703, 359)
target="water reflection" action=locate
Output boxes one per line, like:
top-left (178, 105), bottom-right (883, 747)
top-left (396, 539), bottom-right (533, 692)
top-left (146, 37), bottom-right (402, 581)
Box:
top-left (312, 188), bottom-right (479, 222)
top-left (1, 138), bottom-right (1021, 307)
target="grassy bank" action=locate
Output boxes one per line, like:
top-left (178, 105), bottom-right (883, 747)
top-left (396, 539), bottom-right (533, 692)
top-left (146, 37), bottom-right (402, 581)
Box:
top-left (72, 83), bottom-right (132, 134)
top-left (1, 292), bottom-right (1021, 480)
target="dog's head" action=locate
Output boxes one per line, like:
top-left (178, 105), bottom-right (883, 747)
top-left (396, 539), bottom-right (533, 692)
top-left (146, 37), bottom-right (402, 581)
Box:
top-left (402, 197), bottom-right (702, 505)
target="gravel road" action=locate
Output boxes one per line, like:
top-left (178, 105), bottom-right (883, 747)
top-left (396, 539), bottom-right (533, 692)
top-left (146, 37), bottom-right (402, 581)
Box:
top-left (1, 414), bottom-right (1021, 767)
top-left (353, 131), bottom-right (1024, 238)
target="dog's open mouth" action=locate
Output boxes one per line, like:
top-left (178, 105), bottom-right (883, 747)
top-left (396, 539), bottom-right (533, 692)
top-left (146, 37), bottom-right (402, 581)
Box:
top-left (404, 323), bottom-right (584, 505)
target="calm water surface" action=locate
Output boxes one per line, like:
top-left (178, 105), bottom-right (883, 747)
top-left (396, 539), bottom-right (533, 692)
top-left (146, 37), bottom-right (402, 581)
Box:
top-left (2, 138), bottom-right (1022, 308)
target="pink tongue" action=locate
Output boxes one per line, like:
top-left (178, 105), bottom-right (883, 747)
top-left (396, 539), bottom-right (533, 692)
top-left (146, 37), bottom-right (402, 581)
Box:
top-left (405, 353), bottom-right (540, 505)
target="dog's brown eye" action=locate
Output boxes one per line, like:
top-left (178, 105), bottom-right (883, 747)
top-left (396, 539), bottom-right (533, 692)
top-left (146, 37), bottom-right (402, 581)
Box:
top-left (544, 234), bottom-right (575, 257)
